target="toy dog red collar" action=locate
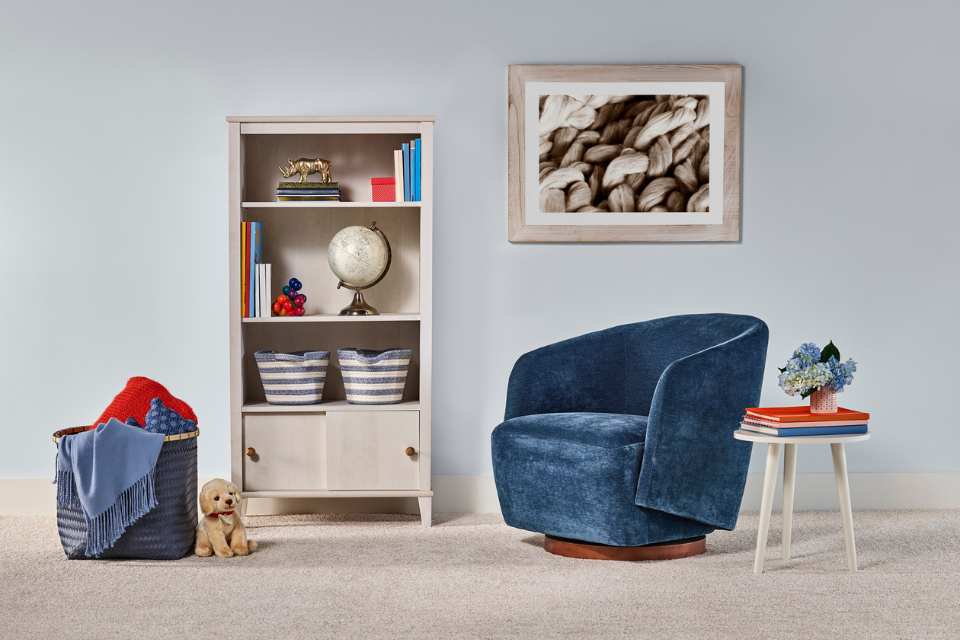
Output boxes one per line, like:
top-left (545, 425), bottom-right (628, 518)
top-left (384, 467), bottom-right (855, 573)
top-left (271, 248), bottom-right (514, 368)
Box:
top-left (206, 510), bottom-right (235, 518)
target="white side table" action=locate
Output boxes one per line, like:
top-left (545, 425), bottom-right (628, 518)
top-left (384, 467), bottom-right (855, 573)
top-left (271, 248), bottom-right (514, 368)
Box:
top-left (734, 430), bottom-right (870, 573)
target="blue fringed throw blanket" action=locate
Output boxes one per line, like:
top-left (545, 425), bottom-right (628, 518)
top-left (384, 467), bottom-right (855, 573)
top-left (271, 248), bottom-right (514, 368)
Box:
top-left (56, 418), bottom-right (165, 557)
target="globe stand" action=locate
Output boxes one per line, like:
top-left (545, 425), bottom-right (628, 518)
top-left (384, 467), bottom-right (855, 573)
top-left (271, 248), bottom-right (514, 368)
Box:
top-left (338, 288), bottom-right (379, 316)
top-left (330, 221), bottom-right (392, 317)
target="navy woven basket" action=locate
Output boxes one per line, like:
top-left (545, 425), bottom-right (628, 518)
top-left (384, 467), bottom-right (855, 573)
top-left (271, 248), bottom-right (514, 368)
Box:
top-left (53, 426), bottom-right (198, 560)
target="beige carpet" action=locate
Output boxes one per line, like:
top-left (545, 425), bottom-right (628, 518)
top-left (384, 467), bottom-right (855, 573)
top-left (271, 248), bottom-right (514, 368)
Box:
top-left (1, 511), bottom-right (958, 639)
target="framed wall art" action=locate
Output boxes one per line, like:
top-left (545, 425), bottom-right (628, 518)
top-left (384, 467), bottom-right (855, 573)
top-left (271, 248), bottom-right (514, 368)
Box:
top-left (507, 64), bottom-right (742, 242)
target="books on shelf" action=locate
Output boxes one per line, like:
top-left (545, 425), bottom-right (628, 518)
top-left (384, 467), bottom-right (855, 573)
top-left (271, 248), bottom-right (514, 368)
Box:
top-left (741, 406), bottom-right (869, 437)
top-left (394, 138), bottom-right (422, 202)
top-left (275, 181), bottom-right (341, 202)
top-left (241, 221), bottom-right (270, 318)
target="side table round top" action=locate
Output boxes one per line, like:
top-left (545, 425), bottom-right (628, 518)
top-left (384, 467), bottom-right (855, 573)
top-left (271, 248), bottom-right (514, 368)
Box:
top-left (733, 429), bottom-right (870, 445)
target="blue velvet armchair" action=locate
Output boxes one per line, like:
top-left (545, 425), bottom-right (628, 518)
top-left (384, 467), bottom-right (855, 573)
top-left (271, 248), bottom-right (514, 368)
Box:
top-left (491, 314), bottom-right (769, 548)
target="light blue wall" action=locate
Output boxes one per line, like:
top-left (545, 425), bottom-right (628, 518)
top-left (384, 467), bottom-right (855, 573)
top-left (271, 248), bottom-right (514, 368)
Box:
top-left (1, 0), bottom-right (957, 479)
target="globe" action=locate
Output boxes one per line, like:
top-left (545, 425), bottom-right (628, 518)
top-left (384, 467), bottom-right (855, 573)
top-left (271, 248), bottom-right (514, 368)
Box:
top-left (327, 223), bottom-right (392, 315)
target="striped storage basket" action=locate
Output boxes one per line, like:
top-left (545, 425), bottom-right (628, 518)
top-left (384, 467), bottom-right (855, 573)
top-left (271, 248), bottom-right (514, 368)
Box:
top-left (254, 350), bottom-right (329, 405)
top-left (53, 426), bottom-right (198, 560)
top-left (338, 348), bottom-right (412, 404)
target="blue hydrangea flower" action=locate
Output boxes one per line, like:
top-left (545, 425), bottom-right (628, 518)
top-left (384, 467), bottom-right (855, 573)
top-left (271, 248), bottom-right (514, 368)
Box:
top-left (825, 357), bottom-right (857, 393)
top-left (797, 342), bottom-right (821, 364)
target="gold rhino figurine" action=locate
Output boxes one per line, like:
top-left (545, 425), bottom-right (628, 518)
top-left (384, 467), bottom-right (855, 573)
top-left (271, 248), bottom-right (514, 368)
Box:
top-left (280, 157), bottom-right (333, 183)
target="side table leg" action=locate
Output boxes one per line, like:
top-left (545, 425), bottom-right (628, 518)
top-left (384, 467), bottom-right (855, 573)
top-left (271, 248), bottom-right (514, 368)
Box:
top-left (782, 443), bottom-right (798, 560)
top-left (754, 443), bottom-right (781, 574)
top-left (831, 443), bottom-right (858, 571)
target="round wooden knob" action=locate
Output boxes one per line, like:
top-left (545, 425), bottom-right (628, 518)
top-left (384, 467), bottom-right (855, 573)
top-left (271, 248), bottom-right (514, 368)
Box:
top-left (245, 447), bottom-right (257, 458)
top-left (404, 446), bottom-right (417, 457)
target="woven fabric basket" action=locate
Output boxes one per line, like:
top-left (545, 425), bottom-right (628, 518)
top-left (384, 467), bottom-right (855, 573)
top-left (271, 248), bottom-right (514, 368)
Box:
top-left (53, 426), bottom-right (198, 560)
top-left (255, 350), bottom-right (329, 405)
top-left (337, 348), bottom-right (412, 404)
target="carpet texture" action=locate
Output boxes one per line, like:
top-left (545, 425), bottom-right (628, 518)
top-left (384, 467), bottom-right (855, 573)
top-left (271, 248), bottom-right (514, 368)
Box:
top-left (1, 511), bottom-right (958, 639)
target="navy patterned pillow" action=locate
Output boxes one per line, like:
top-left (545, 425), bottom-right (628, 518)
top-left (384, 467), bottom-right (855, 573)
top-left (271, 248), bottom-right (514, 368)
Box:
top-left (145, 397), bottom-right (197, 435)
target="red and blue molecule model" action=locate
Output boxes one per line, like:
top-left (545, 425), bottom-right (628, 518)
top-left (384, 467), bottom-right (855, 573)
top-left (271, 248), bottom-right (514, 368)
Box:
top-left (273, 277), bottom-right (307, 317)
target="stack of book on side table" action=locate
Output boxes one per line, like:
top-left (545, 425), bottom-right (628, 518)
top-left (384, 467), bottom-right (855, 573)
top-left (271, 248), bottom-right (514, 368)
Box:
top-left (275, 181), bottom-right (341, 202)
top-left (741, 406), bottom-right (870, 437)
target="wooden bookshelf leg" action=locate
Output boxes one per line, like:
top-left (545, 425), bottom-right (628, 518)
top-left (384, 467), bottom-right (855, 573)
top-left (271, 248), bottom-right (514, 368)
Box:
top-left (754, 443), bottom-right (781, 574)
top-left (418, 496), bottom-right (432, 528)
top-left (831, 443), bottom-right (858, 571)
top-left (782, 443), bottom-right (798, 560)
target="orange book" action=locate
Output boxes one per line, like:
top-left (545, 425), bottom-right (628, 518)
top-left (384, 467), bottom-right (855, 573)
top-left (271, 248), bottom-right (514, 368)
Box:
top-left (745, 406), bottom-right (870, 423)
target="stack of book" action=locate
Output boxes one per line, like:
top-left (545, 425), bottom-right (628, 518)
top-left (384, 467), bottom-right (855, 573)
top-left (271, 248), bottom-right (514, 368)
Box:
top-left (392, 138), bottom-right (421, 202)
top-left (741, 406), bottom-right (870, 437)
top-left (241, 220), bottom-right (271, 318)
top-left (275, 181), bottom-right (341, 202)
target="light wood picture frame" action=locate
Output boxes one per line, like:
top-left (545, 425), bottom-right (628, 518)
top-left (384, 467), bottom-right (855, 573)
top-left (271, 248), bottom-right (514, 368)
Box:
top-left (507, 64), bottom-right (742, 243)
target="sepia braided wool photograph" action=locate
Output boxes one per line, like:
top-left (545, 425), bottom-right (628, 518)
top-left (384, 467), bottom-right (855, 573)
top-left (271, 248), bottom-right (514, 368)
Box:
top-left (538, 94), bottom-right (710, 213)
top-left (507, 65), bottom-right (741, 242)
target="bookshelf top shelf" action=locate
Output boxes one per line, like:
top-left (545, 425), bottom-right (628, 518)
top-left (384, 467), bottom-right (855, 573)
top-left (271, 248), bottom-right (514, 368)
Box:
top-left (242, 201), bottom-right (421, 209)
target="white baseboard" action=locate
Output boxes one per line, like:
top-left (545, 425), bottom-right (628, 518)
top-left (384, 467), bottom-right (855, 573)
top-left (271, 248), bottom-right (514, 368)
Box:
top-left (3, 472), bottom-right (958, 516)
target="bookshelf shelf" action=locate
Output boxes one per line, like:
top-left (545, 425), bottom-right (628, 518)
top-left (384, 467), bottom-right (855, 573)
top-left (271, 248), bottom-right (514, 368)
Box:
top-left (229, 116), bottom-right (434, 525)
top-left (241, 313), bottom-right (420, 323)
top-left (242, 201), bottom-right (421, 208)
top-left (243, 400), bottom-right (420, 413)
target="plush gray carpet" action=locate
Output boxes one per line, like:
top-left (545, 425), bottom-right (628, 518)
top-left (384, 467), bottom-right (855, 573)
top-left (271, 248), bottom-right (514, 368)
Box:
top-left (1, 511), bottom-right (958, 639)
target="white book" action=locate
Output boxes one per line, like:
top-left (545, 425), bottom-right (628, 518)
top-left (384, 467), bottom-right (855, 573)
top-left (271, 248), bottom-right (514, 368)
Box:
top-left (394, 149), bottom-right (403, 201)
top-left (259, 263), bottom-right (268, 317)
top-left (255, 264), bottom-right (262, 317)
top-left (261, 263), bottom-right (269, 318)
top-left (264, 263), bottom-right (272, 316)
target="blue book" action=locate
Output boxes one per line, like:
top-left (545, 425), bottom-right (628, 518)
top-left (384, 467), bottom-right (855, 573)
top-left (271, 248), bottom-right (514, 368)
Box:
top-left (410, 138), bottom-right (417, 201)
top-left (742, 423), bottom-right (868, 437)
top-left (250, 222), bottom-right (262, 317)
top-left (413, 138), bottom-right (421, 201)
top-left (401, 143), bottom-right (411, 201)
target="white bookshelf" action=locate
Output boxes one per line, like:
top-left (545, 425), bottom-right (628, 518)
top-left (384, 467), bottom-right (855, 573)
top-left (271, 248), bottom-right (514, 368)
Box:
top-left (228, 116), bottom-right (434, 526)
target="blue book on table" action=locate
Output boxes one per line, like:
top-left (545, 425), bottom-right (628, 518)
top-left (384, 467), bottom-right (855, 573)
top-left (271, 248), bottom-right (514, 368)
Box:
top-left (402, 143), bottom-right (411, 201)
top-left (742, 423), bottom-right (868, 437)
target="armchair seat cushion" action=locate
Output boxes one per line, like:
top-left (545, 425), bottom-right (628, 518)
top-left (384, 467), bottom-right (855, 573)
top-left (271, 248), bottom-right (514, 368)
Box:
top-left (492, 412), bottom-right (713, 547)
top-left (495, 412), bottom-right (647, 449)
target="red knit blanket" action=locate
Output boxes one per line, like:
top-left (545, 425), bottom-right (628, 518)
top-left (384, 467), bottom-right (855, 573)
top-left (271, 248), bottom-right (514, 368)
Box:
top-left (92, 377), bottom-right (197, 429)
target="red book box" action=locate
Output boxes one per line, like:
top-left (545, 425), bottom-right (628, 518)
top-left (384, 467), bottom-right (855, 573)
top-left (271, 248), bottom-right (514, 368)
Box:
top-left (371, 177), bottom-right (396, 202)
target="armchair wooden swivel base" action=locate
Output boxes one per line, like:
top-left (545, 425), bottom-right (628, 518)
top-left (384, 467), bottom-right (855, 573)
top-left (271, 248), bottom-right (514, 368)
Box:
top-left (544, 535), bottom-right (706, 561)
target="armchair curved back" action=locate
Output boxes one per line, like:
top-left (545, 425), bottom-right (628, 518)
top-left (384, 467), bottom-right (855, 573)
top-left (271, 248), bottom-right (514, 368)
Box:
top-left (505, 314), bottom-right (768, 420)
top-left (621, 314), bottom-right (767, 416)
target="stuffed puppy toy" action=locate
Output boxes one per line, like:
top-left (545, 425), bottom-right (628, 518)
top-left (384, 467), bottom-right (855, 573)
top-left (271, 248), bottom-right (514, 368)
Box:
top-left (195, 478), bottom-right (257, 558)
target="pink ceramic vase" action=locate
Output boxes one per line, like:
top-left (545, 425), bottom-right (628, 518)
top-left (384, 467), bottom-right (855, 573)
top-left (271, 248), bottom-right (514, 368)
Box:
top-left (809, 387), bottom-right (838, 414)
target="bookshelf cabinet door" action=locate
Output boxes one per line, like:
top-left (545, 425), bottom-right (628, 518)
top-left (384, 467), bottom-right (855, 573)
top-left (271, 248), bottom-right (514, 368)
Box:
top-left (243, 414), bottom-right (326, 491)
top-left (325, 411), bottom-right (420, 490)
